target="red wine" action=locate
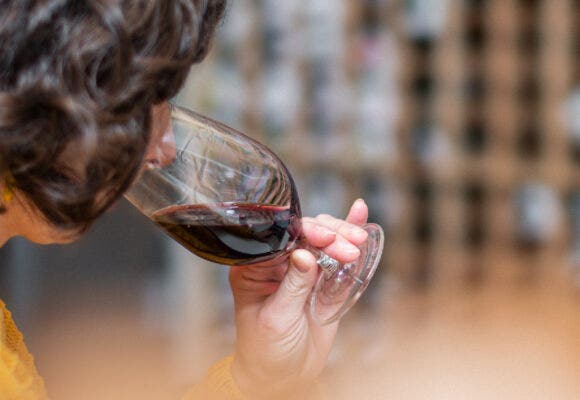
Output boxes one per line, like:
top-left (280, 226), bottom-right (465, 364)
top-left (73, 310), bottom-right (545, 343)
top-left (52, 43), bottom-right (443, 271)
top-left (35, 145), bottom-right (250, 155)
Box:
top-left (152, 203), bottom-right (301, 266)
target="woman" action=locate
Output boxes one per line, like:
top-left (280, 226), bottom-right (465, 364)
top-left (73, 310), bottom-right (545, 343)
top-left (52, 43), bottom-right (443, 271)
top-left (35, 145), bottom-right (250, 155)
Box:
top-left (0, 1), bottom-right (370, 399)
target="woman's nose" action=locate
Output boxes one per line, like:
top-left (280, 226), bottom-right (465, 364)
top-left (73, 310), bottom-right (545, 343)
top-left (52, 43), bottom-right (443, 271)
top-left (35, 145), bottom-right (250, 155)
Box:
top-left (145, 102), bottom-right (176, 168)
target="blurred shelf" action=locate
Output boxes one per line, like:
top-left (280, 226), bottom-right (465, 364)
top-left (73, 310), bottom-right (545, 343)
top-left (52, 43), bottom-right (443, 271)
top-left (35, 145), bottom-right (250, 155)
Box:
top-left (177, 0), bottom-right (580, 290)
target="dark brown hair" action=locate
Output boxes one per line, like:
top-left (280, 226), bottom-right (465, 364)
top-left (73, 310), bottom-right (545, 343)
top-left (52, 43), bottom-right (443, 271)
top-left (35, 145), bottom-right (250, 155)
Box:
top-left (0, 0), bottom-right (226, 232)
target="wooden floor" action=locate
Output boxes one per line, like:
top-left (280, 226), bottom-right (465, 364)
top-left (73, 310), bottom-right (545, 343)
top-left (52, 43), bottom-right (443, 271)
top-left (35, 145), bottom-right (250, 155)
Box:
top-left (26, 261), bottom-right (580, 400)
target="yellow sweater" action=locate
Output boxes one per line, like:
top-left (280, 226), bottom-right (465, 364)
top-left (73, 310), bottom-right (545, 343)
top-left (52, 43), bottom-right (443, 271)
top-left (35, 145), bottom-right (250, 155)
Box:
top-left (0, 300), bottom-right (47, 399)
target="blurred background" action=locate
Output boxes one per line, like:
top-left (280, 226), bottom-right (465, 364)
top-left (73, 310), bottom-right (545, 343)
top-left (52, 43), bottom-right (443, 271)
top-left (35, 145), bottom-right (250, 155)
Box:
top-left (4, 0), bottom-right (580, 398)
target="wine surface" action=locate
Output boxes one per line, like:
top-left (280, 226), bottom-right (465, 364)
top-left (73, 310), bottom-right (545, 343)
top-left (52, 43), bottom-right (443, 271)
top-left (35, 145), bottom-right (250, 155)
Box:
top-left (152, 203), bottom-right (300, 266)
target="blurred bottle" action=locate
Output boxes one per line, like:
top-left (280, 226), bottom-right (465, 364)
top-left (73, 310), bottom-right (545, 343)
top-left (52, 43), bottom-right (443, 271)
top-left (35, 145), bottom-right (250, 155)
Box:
top-left (514, 182), bottom-right (561, 249)
top-left (219, 0), bottom-right (253, 47)
top-left (463, 182), bottom-right (487, 284)
top-left (300, 0), bottom-right (349, 157)
top-left (463, 113), bottom-right (487, 155)
top-left (212, 60), bottom-right (247, 128)
top-left (260, 63), bottom-right (301, 141)
top-left (404, 0), bottom-right (450, 40)
top-left (355, 26), bottom-right (400, 163)
top-left (464, 183), bottom-right (487, 249)
top-left (567, 190), bottom-right (580, 272)
top-left (361, 173), bottom-right (400, 231)
top-left (563, 87), bottom-right (580, 163)
top-left (411, 178), bottom-right (434, 287)
top-left (261, 0), bottom-right (301, 63)
top-left (410, 117), bottom-right (450, 169)
top-left (260, 0), bottom-right (302, 143)
top-left (303, 0), bottom-right (346, 60)
top-left (516, 122), bottom-right (542, 160)
top-left (300, 170), bottom-right (347, 219)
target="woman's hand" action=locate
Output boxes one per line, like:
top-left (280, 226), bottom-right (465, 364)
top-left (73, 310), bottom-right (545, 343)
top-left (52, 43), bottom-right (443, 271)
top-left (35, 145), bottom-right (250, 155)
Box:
top-left (229, 199), bottom-right (369, 399)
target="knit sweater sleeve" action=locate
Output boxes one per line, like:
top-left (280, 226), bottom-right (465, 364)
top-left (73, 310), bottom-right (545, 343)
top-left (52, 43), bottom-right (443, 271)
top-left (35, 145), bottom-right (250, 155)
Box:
top-left (182, 355), bottom-right (247, 400)
top-left (182, 355), bottom-right (327, 400)
top-left (0, 299), bottom-right (47, 400)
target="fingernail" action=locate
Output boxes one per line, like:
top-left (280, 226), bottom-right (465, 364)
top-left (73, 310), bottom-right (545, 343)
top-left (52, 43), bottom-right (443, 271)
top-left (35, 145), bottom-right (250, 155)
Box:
top-left (292, 249), bottom-right (314, 273)
top-left (354, 198), bottom-right (366, 207)
top-left (319, 226), bottom-right (337, 239)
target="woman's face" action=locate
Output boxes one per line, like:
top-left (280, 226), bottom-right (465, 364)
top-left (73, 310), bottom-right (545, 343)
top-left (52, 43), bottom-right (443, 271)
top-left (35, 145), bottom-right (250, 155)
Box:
top-left (1, 102), bottom-right (176, 246)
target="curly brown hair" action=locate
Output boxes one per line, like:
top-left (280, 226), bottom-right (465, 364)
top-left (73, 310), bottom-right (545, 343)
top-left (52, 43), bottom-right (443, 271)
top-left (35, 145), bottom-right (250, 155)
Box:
top-left (0, 0), bottom-right (226, 232)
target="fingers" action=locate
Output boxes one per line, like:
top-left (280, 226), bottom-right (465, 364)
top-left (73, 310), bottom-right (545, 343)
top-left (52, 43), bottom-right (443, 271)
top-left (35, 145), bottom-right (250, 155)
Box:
top-left (299, 220), bottom-right (337, 248)
top-left (230, 264), bottom-right (288, 298)
top-left (311, 198), bottom-right (369, 243)
top-left (266, 249), bottom-right (318, 317)
top-left (313, 214), bottom-right (368, 245)
top-left (300, 199), bottom-right (370, 263)
top-left (346, 198), bottom-right (369, 226)
top-left (230, 251), bottom-right (318, 322)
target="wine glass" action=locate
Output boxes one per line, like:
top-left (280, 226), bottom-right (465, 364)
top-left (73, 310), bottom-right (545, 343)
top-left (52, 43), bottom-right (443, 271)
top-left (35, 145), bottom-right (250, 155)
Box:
top-left (125, 104), bottom-right (384, 325)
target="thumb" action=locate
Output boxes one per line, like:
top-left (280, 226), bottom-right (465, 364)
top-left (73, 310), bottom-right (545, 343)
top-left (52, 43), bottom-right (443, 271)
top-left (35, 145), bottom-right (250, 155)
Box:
top-left (268, 249), bottom-right (318, 317)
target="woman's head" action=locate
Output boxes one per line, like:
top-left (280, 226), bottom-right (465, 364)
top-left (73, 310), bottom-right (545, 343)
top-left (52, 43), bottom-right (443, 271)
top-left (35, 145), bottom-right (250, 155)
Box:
top-left (0, 0), bottom-right (226, 236)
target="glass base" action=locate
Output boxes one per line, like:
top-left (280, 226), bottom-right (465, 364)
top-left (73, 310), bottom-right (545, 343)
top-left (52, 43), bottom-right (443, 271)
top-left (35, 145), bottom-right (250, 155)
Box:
top-left (309, 223), bottom-right (384, 325)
